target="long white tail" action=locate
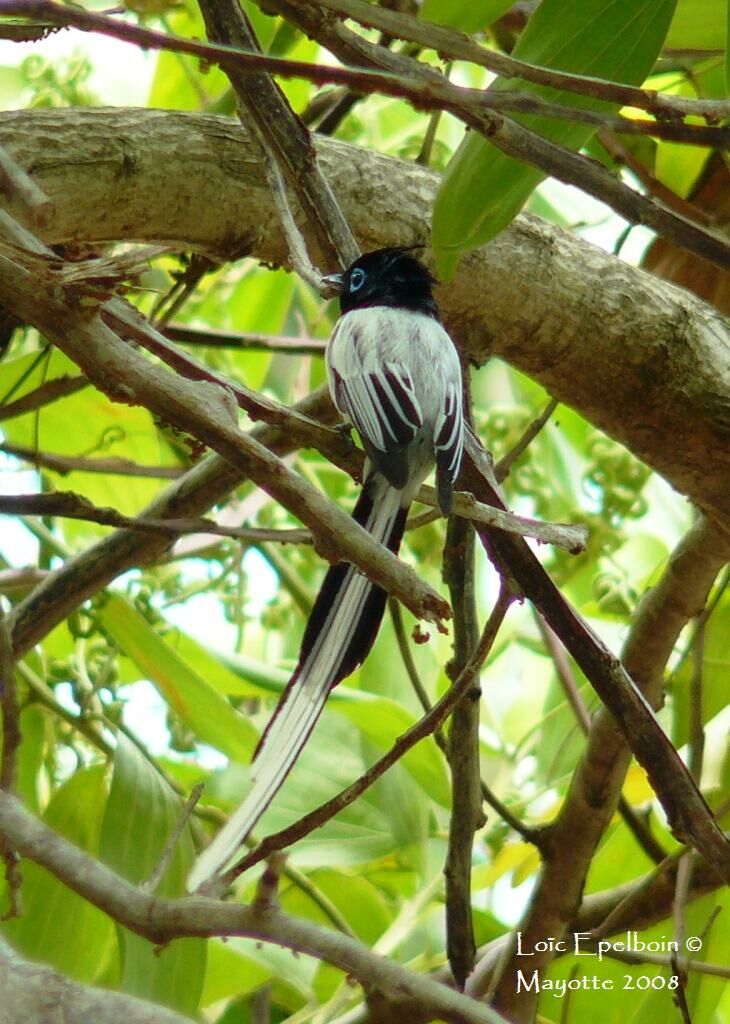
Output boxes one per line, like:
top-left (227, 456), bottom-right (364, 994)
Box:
top-left (188, 474), bottom-right (407, 889)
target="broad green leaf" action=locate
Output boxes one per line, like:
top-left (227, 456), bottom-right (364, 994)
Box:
top-left (242, 0), bottom-right (279, 52)
top-left (1, 349), bottom-right (181, 535)
top-left (666, 0), bottom-right (729, 49)
top-left (217, 647), bottom-right (290, 693)
top-left (333, 689), bottom-right (450, 808)
top-left (99, 593), bottom-right (259, 761)
top-left (281, 868), bottom-right (392, 943)
top-left (168, 632), bottom-right (274, 699)
top-left (14, 704), bottom-right (45, 813)
top-left (206, 714), bottom-right (421, 867)
top-left (0, 347), bottom-right (78, 405)
top-left (100, 735), bottom-right (206, 1014)
top-left (201, 939), bottom-right (273, 1007)
top-left (1, 765), bottom-right (118, 984)
top-left (433, 0), bottom-right (678, 273)
top-left (687, 888), bottom-right (730, 1022)
top-left (219, 650), bottom-right (450, 805)
top-left (421, 0), bottom-right (514, 32)
top-left (471, 842), bottom-right (537, 889)
top-left (669, 590), bottom-right (730, 748)
top-left (147, 7), bottom-right (230, 109)
top-left (219, 937), bottom-right (318, 1012)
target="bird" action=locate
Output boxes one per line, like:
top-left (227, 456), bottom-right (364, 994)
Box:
top-left (188, 246), bottom-right (464, 889)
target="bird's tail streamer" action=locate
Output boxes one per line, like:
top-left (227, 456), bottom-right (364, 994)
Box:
top-left (188, 473), bottom-right (407, 889)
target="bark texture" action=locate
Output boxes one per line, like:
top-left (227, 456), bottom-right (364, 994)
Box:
top-left (1, 107), bottom-right (729, 533)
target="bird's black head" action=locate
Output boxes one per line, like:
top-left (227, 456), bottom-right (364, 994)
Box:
top-left (327, 247), bottom-right (439, 317)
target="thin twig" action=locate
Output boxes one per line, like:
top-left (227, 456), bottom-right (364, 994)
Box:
top-left (164, 323), bottom-right (327, 354)
top-left (494, 399), bottom-right (558, 482)
top-left (196, 0), bottom-right (358, 270)
top-left (596, 131), bottom-right (714, 227)
top-left (3, 0), bottom-right (729, 272)
top-left (389, 598), bottom-right (439, 732)
top-left (0, 375), bottom-right (89, 421)
top-left (104, 299), bottom-right (341, 447)
top-left (0, 442), bottom-right (184, 479)
top-left (142, 783), bottom-right (204, 894)
top-left (0, 605), bottom-right (22, 923)
top-left (0, 491), bottom-right (313, 544)
top-left (421, 485), bottom-right (588, 552)
top-left (0, 604), bottom-right (20, 793)
top-left (586, 944), bottom-right (730, 980)
top-left (226, 587), bottom-right (515, 880)
top-left (312, 0), bottom-right (730, 123)
top-left (588, 850), bottom-right (684, 940)
top-left (443, 511), bottom-right (483, 988)
top-left (688, 618), bottom-right (706, 784)
top-left (15, 661), bottom-right (114, 757)
top-left (389, 598), bottom-right (542, 847)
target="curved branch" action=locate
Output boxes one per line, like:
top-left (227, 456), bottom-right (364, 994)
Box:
top-left (2, 107), bottom-right (728, 535)
top-left (0, 936), bottom-right (195, 1024)
top-left (488, 513), bottom-right (730, 1019)
top-left (0, 790), bottom-right (509, 1024)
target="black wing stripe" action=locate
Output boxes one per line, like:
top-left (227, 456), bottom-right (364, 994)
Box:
top-left (361, 374), bottom-right (399, 446)
top-left (435, 385), bottom-right (463, 482)
top-left (383, 366), bottom-right (422, 428)
top-left (368, 373), bottom-right (420, 447)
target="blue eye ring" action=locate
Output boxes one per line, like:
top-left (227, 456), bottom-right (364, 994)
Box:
top-left (349, 267), bottom-right (366, 291)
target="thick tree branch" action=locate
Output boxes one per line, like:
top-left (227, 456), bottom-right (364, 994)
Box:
top-left (3, 108), bottom-right (728, 535)
top-left (312, 0), bottom-right (730, 124)
top-left (0, 243), bottom-right (450, 628)
top-left (261, 0), bottom-right (730, 271)
top-left (0, 790), bottom-right (510, 1024)
top-left (195, 0), bottom-right (358, 271)
top-left (488, 513), bottom-right (730, 1019)
top-left (1, 2), bottom-right (728, 270)
top-left (0, 936), bottom-right (196, 1024)
top-left (6, 385), bottom-right (334, 658)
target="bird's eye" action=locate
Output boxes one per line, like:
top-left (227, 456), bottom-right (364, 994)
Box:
top-left (349, 267), bottom-right (366, 291)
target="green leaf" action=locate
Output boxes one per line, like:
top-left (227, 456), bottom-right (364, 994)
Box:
top-left (15, 705), bottom-right (45, 813)
top-left (420, 0), bottom-right (514, 32)
top-left (282, 868), bottom-right (392, 943)
top-left (99, 593), bottom-right (259, 762)
top-left (1, 766), bottom-right (118, 984)
top-left (209, 714), bottom-right (422, 867)
top-left (665, 0), bottom-right (729, 49)
top-left (201, 939), bottom-right (273, 1007)
top-left (727, 0), bottom-right (730, 94)
top-left (99, 735), bottom-right (206, 1014)
top-left (433, 0), bottom-right (678, 273)
top-left (687, 888), bottom-right (730, 1022)
top-left (669, 590), bottom-right (730, 748)
top-left (219, 650), bottom-right (448, 807)
top-left (1, 349), bottom-right (181, 539)
top-left (332, 689), bottom-right (450, 808)
top-left (147, 7), bottom-right (230, 110)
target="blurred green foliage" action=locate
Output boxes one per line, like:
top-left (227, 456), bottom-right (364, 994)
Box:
top-left (0, 1), bottom-right (727, 1022)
